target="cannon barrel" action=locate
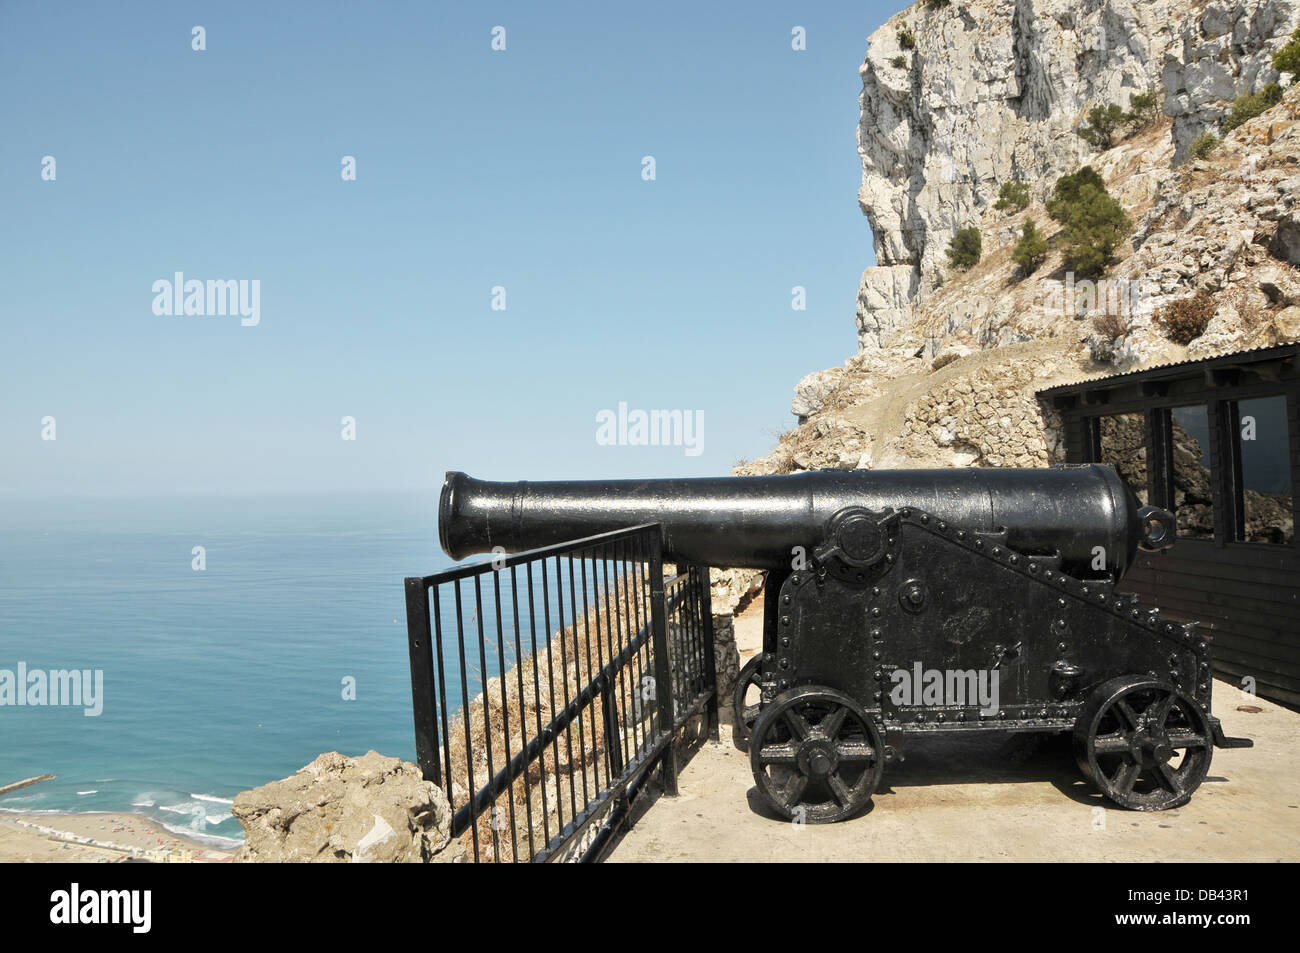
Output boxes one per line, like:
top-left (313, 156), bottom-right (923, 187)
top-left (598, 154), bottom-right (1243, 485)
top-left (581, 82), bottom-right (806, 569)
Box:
top-left (439, 466), bottom-right (1173, 578)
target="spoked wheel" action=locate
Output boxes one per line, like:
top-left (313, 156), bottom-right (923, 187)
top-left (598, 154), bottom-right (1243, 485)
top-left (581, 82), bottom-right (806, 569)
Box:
top-left (732, 655), bottom-right (764, 752)
top-left (749, 685), bottom-right (884, 823)
top-left (1074, 676), bottom-right (1213, 811)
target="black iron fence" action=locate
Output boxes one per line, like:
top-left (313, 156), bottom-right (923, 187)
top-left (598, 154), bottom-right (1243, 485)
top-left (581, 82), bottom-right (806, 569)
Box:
top-left (404, 523), bottom-right (716, 863)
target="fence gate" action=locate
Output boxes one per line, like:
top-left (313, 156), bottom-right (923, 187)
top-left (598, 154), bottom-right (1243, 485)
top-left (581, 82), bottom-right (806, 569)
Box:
top-left (404, 523), bottom-right (717, 862)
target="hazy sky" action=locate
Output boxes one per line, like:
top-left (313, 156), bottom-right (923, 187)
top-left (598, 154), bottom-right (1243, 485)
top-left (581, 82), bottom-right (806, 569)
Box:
top-left (1, 1), bottom-right (902, 496)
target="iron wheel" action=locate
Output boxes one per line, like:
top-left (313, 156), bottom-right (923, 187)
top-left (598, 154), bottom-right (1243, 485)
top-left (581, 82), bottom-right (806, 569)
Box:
top-left (749, 685), bottom-right (884, 823)
top-left (1074, 676), bottom-right (1212, 811)
top-left (732, 655), bottom-right (764, 752)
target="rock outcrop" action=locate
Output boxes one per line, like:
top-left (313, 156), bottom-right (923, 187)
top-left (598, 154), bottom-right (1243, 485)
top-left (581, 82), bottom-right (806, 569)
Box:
top-left (768, 0), bottom-right (1300, 481)
top-left (233, 751), bottom-right (460, 863)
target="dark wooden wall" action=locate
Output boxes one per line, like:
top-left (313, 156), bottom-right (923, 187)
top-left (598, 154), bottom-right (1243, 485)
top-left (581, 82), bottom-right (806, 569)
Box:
top-left (1044, 348), bottom-right (1299, 707)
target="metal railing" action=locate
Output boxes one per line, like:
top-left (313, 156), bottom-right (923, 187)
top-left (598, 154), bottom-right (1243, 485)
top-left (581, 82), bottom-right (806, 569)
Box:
top-left (404, 523), bottom-right (716, 863)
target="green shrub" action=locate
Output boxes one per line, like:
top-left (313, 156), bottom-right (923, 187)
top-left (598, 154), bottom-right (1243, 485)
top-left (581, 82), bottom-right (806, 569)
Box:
top-left (1273, 25), bottom-right (1300, 78)
top-left (1046, 167), bottom-right (1132, 276)
top-left (1155, 292), bottom-right (1217, 345)
top-left (898, 27), bottom-right (916, 49)
top-left (1076, 103), bottom-right (1129, 151)
top-left (1126, 85), bottom-right (1164, 129)
top-left (1221, 83), bottom-right (1283, 133)
top-left (945, 226), bottom-right (982, 270)
top-left (1012, 219), bottom-right (1050, 275)
top-left (892, 55), bottom-right (907, 68)
top-left (1190, 132), bottom-right (1220, 159)
top-left (994, 180), bottom-right (1032, 212)
top-left (1046, 166), bottom-right (1106, 212)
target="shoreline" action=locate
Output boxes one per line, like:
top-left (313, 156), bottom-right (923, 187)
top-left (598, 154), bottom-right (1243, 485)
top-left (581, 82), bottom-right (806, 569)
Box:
top-left (0, 810), bottom-right (236, 863)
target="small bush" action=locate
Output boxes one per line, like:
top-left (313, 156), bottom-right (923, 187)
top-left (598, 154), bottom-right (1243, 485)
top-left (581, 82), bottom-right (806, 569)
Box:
top-left (1046, 167), bottom-right (1132, 276)
top-left (1126, 85), bottom-right (1164, 129)
top-left (1154, 292), bottom-right (1217, 345)
top-left (892, 55), bottom-right (907, 68)
top-left (1012, 219), bottom-right (1050, 275)
top-left (1273, 25), bottom-right (1300, 78)
top-left (945, 226), bottom-right (982, 270)
top-left (994, 180), bottom-right (1032, 212)
top-left (1092, 310), bottom-right (1132, 341)
top-left (1189, 132), bottom-right (1220, 159)
top-left (1077, 104), bottom-right (1129, 151)
top-left (898, 27), bottom-right (916, 49)
top-left (1222, 82), bottom-right (1283, 133)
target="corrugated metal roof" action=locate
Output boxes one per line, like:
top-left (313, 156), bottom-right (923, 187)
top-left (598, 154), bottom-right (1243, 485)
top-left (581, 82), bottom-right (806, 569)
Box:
top-left (1036, 343), bottom-right (1299, 396)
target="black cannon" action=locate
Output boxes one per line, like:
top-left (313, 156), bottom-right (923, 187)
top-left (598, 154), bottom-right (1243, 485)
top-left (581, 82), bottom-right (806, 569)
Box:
top-left (439, 466), bottom-right (1251, 823)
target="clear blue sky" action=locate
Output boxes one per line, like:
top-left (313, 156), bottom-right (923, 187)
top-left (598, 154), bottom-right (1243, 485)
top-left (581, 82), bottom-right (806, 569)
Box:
top-left (1, 1), bottom-right (901, 496)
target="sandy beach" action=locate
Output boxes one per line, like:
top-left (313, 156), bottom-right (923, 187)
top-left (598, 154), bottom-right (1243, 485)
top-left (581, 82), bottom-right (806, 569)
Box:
top-left (0, 811), bottom-right (236, 863)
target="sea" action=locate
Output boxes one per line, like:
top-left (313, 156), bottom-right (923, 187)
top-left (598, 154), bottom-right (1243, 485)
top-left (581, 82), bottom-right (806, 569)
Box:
top-left (0, 492), bottom-right (456, 848)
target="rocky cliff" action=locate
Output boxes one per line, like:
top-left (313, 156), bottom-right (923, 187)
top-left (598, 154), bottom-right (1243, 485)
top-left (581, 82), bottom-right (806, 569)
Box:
top-left (855, 0), bottom-right (1297, 349)
top-left (752, 0), bottom-right (1300, 484)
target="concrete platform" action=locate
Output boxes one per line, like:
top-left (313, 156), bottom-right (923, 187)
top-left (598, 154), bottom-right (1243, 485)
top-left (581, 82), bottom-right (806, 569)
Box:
top-left (606, 606), bottom-right (1298, 862)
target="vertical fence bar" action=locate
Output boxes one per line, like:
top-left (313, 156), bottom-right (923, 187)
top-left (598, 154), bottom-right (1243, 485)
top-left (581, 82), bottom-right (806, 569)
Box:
top-left (431, 586), bottom-right (453, 808)
top-left (601, 546), bottom-right (631, 774)
top-left (539, 559), bottom-right (566, 833)
top-left (509, 565), bottom-right (537, 860)
top-left (648, 543), bottom-right (677, 796)
top-left (404, 578), bottom-right (440, 785)
top-left (578, 547), bottom-right (607, 787)
top-left (624, 538), bottom-right (647, 755)
top-left (553, 556), bottom-right (579, 821)
top-left (568, 553), bottom-right (596, 800)
top-left (452, 580), bottom-right (479, 860)
top-left (637, 535), bottom-right (656, 753)
top-left (472, 575), bottom-right (501, 862)
top-left (698, 565), bottom-right (720, 741)
top-left (491, 570), bottom-right (519, 863)
top-left (676, 563), bottom-right (699, 702)
top-left (525, 562), bottom-right (552, 847)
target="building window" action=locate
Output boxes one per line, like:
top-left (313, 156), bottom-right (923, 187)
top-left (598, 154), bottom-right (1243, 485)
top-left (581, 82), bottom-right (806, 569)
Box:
top-left (1170, 405), bottom-right (1215, 539)
top-left (1097, 413), bottom-right (1149, 504)
top-left (1234, 396), bottom-right (1294, 545)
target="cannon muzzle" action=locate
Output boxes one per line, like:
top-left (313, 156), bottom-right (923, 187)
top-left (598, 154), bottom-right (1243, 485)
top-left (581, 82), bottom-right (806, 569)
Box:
top-left (439, 466), bottom-right (1173, 578)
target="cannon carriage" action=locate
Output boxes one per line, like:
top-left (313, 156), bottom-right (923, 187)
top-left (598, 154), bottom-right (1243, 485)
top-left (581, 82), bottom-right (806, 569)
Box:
top-left (438, 465), bottom-right (1251, 824)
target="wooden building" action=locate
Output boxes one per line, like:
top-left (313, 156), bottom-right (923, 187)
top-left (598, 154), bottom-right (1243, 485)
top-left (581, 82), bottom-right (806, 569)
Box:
top-left (1039, 344), bottom-right (1299, 707)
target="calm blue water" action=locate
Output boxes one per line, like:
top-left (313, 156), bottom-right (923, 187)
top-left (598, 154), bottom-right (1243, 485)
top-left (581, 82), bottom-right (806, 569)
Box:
top-left (0, 493), bottom-right (454, 846)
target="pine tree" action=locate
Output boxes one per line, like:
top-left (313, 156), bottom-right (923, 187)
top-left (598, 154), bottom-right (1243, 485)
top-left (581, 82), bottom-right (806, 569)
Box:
top-left (1012, 219), bottom-right (1049, 276)
top-left (945, 227), bottom-right (982, 270)
top-left (994, 181), bottom-right (1031, 212)
top-left (1046, 168), bottom-right (1131, 276)
top-left (1273, 25), bottom-right (1300, 78)
top-left (1076, 104), bottom-right (1129, 151)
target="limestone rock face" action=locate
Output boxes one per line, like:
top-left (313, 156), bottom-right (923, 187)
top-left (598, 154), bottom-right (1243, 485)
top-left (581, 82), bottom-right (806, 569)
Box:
top-left (792, 367), bottom-right (846, 421)
top-left (772, 13), bottom-right (1300, 486)
top-left (1274, 304), bottom-right (1300, 340)
top-left (233, 751), bottom-right (460, 863)
top-left (854, 0), bottom-right (1298, 350)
